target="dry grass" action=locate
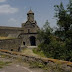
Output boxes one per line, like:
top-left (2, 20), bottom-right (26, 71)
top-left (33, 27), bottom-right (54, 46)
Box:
top-left (0, 37), bottom-right (9, 39)
top-left (0, 36), bottom-right (16, 40)
top-left (21, 48), bottom-right (40, 57)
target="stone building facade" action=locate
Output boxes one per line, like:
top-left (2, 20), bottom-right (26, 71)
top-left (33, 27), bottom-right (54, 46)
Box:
top-left (19, 9), bottom-right (40, 46)
top-left (0, 38), bottom-right (22, 52)
top-left (0, 9), bottom-right (40, 47)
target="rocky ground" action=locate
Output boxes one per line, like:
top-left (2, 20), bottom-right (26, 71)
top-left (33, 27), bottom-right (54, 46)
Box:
top-left (0, 57), bottom-right (72, 72)
top-left (0, 55), bottom-right (45, 72)
top-left (0, 48), bottom-right (72, 72)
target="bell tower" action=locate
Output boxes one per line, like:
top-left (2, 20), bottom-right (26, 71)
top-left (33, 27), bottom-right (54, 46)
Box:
top-left (27, 9), bottom-right (34, 22)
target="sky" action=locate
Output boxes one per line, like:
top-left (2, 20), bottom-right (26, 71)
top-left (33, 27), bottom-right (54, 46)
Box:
top-left (0, 0), bottom-right (69, 28)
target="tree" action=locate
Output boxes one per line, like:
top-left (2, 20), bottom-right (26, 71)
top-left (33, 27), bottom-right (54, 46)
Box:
top-left (38, 20), bottom-right (65, 59)
top-left (38, 20), bottom-right (52, 44)
top-left (37, 1), bottom-right (72, 61)
top-left (37, 20), bottom-right (53, 52)
top-left (54, 2), bottom-right (72, 39)
top-left (54, 0), bottom-right (72, 61)
top-left (67, 0), bottom-right (72, 18)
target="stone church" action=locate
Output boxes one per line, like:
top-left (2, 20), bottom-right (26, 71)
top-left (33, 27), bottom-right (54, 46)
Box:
top-left (19, 9), bottom-right (40, 46)
top-left (0, 9), bottom-right (40, 46)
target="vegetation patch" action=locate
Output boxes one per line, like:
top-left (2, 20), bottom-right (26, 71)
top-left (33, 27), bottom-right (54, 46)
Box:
top-left (0, 61), bottom-right (12, 69)
top-left (29, 61), bottom-right (72, 72)
top-left (37, 0), bottom-right (72, 62)
top-left (29, 61), bottom-right (45, 68)
top-left (33, 48), bottom-right (46, 57)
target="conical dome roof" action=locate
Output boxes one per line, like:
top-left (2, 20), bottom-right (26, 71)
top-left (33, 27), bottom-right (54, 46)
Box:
top-left (27, 9), bottom-right (34, 14)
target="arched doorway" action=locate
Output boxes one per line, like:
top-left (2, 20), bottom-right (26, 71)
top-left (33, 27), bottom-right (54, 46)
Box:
top-left (30, 36), bottom-right (36, 46)
top-left (11, 49), bottom-right (13, 51)
top-left (23, 42), bottom-right (25, 45)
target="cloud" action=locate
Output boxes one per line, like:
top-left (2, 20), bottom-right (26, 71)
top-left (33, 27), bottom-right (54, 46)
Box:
top-left (0, 4), bottom-right (19, 14)
top-left (8, 18), bottom-right (24, 27)
top-left (8, 18), bottom-right (20, 27)
top-left (8, 18), bottom-right (17, 23)
top-left (0, 0), bottom-right (6, 2)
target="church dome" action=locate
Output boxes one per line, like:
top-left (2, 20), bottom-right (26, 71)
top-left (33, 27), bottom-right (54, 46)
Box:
top-left (27, 9), bottom-right (34, 14)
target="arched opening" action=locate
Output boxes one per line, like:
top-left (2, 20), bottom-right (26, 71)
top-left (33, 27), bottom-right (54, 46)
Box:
top-left (11, 49), bottom-right (13, 51)
top-left (23, 42), bottom-right (25, 45)
top-left (30, 36), bottom-right (36, 46)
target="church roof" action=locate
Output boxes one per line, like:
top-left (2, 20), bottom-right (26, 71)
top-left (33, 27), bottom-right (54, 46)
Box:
top-left (27, 9), bottom-right (34, 14)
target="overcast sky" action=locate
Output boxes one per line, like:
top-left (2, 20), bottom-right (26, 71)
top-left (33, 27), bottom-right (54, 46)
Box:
top-left (0, 0), bottom-right (69, 28)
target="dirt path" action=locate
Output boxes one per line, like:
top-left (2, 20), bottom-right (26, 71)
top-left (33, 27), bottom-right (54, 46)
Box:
top-left (22, 48), bottom-right (40, 57)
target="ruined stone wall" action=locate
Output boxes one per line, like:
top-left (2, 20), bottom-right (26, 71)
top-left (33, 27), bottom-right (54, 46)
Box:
top-left (0, 26), bottom-right (24, 37)
top-left (0, 29), bottom-right (23, 37)
top-left (0, 38), bottom-right (23, 52)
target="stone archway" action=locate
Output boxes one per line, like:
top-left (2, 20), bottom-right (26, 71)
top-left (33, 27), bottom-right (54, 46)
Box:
top-left (23, 42), bottom-right (25, 45)
top-left (30, 36), bottom-right (36, 46)
top-left (11, 49), bottom-right (13, 51)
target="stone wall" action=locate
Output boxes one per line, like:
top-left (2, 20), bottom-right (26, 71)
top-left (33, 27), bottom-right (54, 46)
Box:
top-left (0, 38), bottom-right (23, 52)
top-left (22, 22), bottom-right (39, 33)
top-left (18, 33), bottom-right (40, 46)
top-left (0, 26), bottom-right (24, 37)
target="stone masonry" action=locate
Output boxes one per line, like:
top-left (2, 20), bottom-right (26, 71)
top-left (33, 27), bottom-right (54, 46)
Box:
top-left (0, 9), bottom-right (40, 51)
